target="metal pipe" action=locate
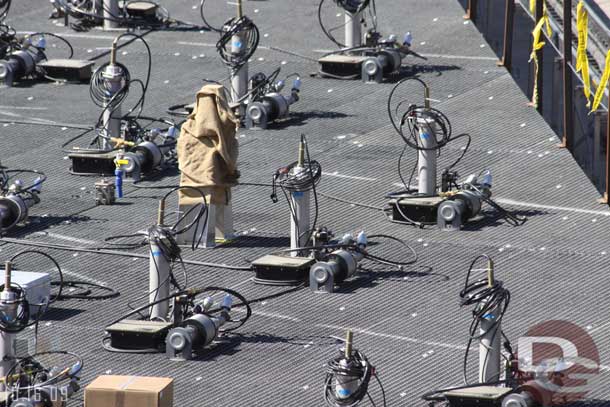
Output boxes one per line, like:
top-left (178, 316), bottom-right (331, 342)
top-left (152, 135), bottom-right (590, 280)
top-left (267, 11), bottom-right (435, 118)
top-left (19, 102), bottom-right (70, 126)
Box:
top-left (479, 304), bottom-right (501, 383)
top-left (236, 0), bottom-right (243, 18)
top-left (3, 261), bottom-right (10, 291)
top-left (464, 0), bottom-right (478, 22)
top-left (344, 329), bottom-right (353, 358)
top-left (344, 11), bottom-right (362, 49)
top-left (561, 0), bottom-right (574, 150)
top-left (103, 0), bottom-right (120, 30)
top-left (149, 240), bottom-right (170, 320)
top-left (499, 0), bottom-right (514, 71)
top-left (535, 0), bottom-right (544, 113)
top-left (157, 199), bottom-right (165, 226)
top-left (605, 86), bottom-right (610, 204)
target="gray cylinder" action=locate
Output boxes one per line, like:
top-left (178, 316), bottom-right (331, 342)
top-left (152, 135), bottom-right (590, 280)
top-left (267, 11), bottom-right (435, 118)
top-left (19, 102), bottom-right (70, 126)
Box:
top-left (479, 302), bottom-right (501, 383)
top-left (502, 392), bottom-right (535, 407)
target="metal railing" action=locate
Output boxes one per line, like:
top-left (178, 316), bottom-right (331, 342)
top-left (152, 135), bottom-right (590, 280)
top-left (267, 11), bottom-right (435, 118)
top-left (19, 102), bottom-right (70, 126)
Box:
top-left (461, 0), bottom-right (610, 203)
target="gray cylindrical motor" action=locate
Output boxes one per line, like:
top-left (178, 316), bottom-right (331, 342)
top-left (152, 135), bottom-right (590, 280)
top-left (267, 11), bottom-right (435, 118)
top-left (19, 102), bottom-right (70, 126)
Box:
top-left (0, 179), bottom-right (43, 232)
top-left (0, 47), bottom-right (45, 87)
top-left (310, 232), bottom-right (366, 293)
top-left (437, 171), bottom-right (492, 231)
top-left (121, 127), bottom-right (177, 180)
top-left (166, 296), bottom-right (232, 361)
top-left (362, 48), bottom-right (402, 83)
top-left (502, 392), bottom-right (536, 407)
top-left (246, 78), bottom-right (301, 129)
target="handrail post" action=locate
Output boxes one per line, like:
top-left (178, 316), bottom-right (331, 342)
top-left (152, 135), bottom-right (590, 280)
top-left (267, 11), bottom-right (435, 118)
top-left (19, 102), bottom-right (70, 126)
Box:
top-left (535, 0), bottom-right (544, 113)
top-left (464, 0), bottom-right (478, 22)
top-left (561, 0), bottom-right (573, 150)
top-left (498, 0), bottom-right (515, 71)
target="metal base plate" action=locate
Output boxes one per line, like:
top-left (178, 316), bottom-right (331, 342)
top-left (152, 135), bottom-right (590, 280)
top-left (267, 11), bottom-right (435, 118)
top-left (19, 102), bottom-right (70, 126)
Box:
top-left (388, 195), bottom-right (445, 224)
top-left (318, 54), bottom-right (368, 78)
top-left (444, 386), bottom-right (513, 407)
top-left (251, 255), bottom-right (315, 286)
top-left (38, 59), bottom-right (94, 82)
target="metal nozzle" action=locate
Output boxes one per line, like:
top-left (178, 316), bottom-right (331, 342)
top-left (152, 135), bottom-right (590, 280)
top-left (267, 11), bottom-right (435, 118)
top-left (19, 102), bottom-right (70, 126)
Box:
top-left (424, 84), bottom-right (431, 109)
top-left (110, 36), bottom-right (119, 65)
top-left (157, 200), bottom-right (165, 226)
top-left (297, 136), bottom-right (305, 167)
top-left (4, 261), bottom-right (11, 292)
top-left (344, 329), bottom-right (353, 359)
top-left (237, 0), bottom-right (243, 18)
top-left (487, 258), bottom-right (495, 288)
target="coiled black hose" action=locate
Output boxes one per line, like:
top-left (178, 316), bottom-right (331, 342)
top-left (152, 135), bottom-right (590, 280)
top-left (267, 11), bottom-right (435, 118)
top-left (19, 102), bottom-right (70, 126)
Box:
top-left (216, 16), bottom-right (259, 69)
top-left (324, 347), bottom-right (386, 407)
top-left (0, 0), bottom-right (10, 22)
top-left (459, 254), bottom-right (511, 385)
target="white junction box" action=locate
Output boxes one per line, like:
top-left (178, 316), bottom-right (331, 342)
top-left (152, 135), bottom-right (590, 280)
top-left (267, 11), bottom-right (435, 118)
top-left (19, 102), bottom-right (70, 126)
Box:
top-left (0, 269), bottom-right (51, 316)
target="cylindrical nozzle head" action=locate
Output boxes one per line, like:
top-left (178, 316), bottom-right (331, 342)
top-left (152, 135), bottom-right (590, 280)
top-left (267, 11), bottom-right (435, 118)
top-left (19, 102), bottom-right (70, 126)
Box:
top-left (4, 261), bottom-right (11, 291)
top-left (487, 258), bottom-right (495, 287)
top-left (344, 329), bottom-right (353, 358)
top-left (297, 136), bottom-right (306, 167)
top-left (110, 36), bottom-right (119, 65)
top-left (236, 0), bottom-right (243, 18)
top-left (157, 200), bottom-right (165, 226)
top-left (292, 77), bottom-right (302, 92)
top-left (222, 294), bottom-right (233, 310)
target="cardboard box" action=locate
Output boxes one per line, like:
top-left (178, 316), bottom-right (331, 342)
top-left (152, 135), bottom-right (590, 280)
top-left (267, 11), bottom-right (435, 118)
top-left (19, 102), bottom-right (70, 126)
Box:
top-left (85, 375), bottom-right (173, 407)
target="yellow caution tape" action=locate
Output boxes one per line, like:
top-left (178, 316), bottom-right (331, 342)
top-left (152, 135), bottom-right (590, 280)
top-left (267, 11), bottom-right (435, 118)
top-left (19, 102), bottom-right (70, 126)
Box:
top-left (530, 0), bottom-right (536, 14)
top-left (528, 11), bottom-right (552, 108)
top-left (591, 50), bottom-right (610, 112)
top-left (576, 0), bottom-right (592, 107)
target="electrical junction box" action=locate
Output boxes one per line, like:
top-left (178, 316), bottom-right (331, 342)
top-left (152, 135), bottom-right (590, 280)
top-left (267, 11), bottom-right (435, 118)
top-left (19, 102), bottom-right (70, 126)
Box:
top-left (69, 150), bottom-right (116, 176)
top-left (318, 54), bottom-right (368, 78)
top-left (444, 386), bottom-right (513, 407)
top-left (85, 375), bottom-right (173, 407)
top-left (38, 59), bottom-right (94, 82)
top-left (0, 268), bottom-right (51, 316)
top-left (387, 195), bottom-right (445, 224)
top-left (105, 320), bottom-right (172, 351)
top-left (251, 254), bottom-right (315, 285)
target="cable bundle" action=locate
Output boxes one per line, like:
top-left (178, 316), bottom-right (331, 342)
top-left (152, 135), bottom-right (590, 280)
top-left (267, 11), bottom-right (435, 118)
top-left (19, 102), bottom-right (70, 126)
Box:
top-left (386, 77), bottom-right (471, 195)
top-left (318, 0), bottom-right (377, 48)
top-left (459, 254), bottom-right (511, 385)
top-left (0, 0), bottom-right (10, 22)
top-left (324, 347), bottom-right (386, 407)
top-left (216, 16), bottom-right (259, 69)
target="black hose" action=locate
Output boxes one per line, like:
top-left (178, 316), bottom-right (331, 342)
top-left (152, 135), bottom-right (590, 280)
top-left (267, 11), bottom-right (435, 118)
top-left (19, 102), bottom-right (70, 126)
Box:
top-left (217, 16), bottom-right (259, 69)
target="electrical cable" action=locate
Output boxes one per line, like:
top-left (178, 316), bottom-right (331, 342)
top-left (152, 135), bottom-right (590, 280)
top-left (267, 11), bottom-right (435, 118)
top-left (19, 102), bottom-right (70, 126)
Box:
top-left (0, 237), bottom-right (253, 271)
top-left (216, 15), bottom-right (259, 69)
top-left (4, 350), bottom-right (83, 396)
top-left (271, 134), bottom-right (321, 248)
top-left (460, 254), bottom-right (510, 385)
top-left (8, 249), bottom-right (120, 302)
top-left (318, 0), bottom-right (373, 48)
top-left (324, 346), bottom-right (386, 407)
top-left (54, 0), bottom-right (198, 31)
top-left (199, 0), bottom-right (222, 32)
top-left (0, 0), bottom-right (10, 22)
top-left (102, 285), bottom-right (252, 353)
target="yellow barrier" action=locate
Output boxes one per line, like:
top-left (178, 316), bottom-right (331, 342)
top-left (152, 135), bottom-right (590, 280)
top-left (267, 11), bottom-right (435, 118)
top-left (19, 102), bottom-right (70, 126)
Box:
top-left (529, 11), bottom-right (552, 108)
top-left (576, 0), bottom-right (592, 107)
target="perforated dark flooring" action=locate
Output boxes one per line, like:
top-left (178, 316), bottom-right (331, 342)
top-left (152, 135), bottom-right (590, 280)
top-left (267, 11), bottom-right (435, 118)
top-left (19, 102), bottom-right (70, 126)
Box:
top-left (1, 0), bottom-right (610, 406)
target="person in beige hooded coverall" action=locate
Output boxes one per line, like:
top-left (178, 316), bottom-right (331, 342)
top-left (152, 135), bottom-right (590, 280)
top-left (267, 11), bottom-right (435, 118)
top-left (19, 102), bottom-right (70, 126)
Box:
top-left (176, 84), bottom-right (240, 245)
